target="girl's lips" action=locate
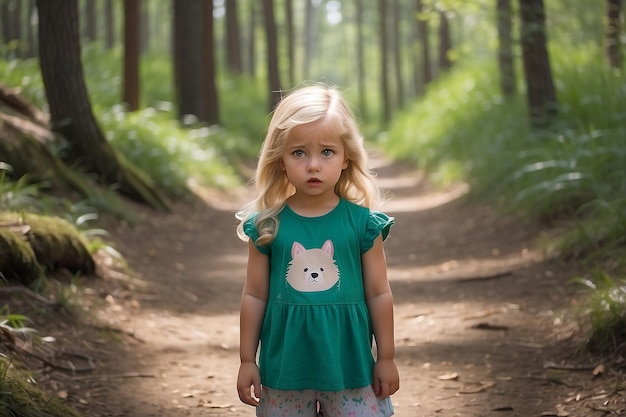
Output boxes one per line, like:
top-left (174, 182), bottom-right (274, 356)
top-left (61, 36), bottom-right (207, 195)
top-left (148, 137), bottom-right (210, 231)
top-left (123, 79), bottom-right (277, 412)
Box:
top-left (307, 177), bottom-right (322, 183)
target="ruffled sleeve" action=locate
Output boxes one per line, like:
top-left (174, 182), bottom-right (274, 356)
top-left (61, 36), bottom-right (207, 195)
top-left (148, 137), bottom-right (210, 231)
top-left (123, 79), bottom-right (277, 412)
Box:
top-left (243, 215), bottom-right (270, 255)
top-left (361, 211), bottom-right (394, 253)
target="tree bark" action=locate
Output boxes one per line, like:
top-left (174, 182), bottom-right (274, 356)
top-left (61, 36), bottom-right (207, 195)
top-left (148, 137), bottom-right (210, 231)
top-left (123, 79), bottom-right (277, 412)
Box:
top-left (437, 9), bottom-right (452, 71)
top-left (605, 0), bottom-right (623, 69)
top-left (173, 0), bottom-right (204, 122)
top-left (201, 0), bottom-right (220, 125)
top-left (393, 1), bottom-right (404, 108)
top-left (519, 0), bottom-right (558, 126)
top-left (262, 0), bottom-right (282, 109)
top-left (355, 0), bottom-right (367, 116)
top-left (378, 0), bottom-right (391, 124)
top-left (497, 0), bottom-right (516, 97)
top-left (226, 0), bottom-right (243, 74)
top-left (123, 0), bottom-right (140, 111)
top-left (285, 0), bottom-right (295, 87)
top-left (36, 0), bottom-right (168, 210)
top-left (415, 0), bottom-right (432, 91)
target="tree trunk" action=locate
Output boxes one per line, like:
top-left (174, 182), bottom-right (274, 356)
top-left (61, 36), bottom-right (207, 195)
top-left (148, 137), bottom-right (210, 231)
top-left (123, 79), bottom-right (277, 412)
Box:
top-left (393, 1), bottom-right (404, 108)
top-left (226, 0), bottom-right (243, 75)
top-left (497, 0), bottom-right (516, 97)
top-left (123, 0), bottom-right (140, 111)
top-left (519, 0), bottom-right (558, 126)
top-left (25, 0), bottom-right (37, 58)
top-left (605, 0), bottom-right (623, 69)
top-left (378, 0), bottom-right (391, 124)
top-left (303, 0), bottom-right (318, 80)
top-left (105, 0), bottom-right (115, 48)
top-left (262, 0), bottom-right (282, 109)
top-left (84, 0), bottom-right (97, 42)
top-left (355, 0), bottom-right (367, 116)
top-left (173, 0), bottom-right (204, 122)
top-left (414, 0), bottom-right (432, 94)
top-left (201, 0), bottom-right (219, 125)
top-left (247, 1), bottom-right (257, 78)
top-left (285, 0), bottom-right (295, 87)
top-left (438, 10), bottom-right (452, 71)
top-left (36, 0), bottom-right (168, 210)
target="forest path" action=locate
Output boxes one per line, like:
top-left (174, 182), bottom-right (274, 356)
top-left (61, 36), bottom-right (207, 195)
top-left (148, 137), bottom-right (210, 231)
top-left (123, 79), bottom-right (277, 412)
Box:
top-left (70, 155), bottom-right (614, 417)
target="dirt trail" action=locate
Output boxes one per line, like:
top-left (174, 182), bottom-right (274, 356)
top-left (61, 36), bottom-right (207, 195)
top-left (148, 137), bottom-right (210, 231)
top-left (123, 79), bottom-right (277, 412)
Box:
top-left (63, 158), bottom-right (622, 417)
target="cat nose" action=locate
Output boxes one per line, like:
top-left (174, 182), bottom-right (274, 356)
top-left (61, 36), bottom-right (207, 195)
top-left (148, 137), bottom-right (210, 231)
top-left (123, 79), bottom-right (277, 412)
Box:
top-left (311, 273), bottom-right (318, 278)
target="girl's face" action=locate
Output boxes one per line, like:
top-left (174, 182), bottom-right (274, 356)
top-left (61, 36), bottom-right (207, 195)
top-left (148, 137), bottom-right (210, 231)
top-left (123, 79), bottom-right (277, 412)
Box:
top-left (280, 120), bottom-right (348, 202)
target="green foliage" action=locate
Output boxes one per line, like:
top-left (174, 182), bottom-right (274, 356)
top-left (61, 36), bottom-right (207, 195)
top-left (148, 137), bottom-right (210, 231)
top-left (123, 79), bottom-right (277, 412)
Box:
top-left (0, 360), bottom-right (83, 417)
top-left (383, 43), bottom-right (626, 356)
top-left (0, 163), bottom-right (43, 212)
top-left (383, 45), bottom-right (626, 239)
top-left (573, 271), bottom-right (626, 355)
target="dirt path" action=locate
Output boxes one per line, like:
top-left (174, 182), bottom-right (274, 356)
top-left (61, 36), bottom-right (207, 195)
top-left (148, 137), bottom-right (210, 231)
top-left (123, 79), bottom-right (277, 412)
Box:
top-left (60, 158), bottom-right (623, 417)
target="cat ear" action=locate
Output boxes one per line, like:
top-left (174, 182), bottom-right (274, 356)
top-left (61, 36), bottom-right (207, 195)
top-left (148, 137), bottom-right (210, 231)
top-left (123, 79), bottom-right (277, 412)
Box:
top-left (321, 240), bottom-right (334, 257)
top-left (291, 241), bottom-right (306, 258)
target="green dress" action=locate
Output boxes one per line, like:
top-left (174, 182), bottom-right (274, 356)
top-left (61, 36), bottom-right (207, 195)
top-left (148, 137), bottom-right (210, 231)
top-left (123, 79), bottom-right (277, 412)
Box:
top-left (244, 198), bottom-right (394, 391)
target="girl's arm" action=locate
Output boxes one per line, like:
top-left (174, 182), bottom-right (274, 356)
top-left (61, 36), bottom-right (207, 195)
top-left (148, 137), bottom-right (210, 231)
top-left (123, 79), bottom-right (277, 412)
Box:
top-left (362, 234), bottom-right (400, 399)
top-left (237, 240), bottom-right (270, 407)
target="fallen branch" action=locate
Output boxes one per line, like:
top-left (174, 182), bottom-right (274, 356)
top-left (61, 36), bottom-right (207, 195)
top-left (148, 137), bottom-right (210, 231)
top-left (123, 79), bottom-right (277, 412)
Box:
top-left (0, 286), bottom-right (60, 307)
top-left (69, 372), bottom-right (156, 381)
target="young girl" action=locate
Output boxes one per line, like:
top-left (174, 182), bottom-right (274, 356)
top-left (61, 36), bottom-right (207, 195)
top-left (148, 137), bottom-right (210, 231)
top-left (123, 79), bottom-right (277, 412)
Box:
top-left (236, 84), bottom-right (399, 417)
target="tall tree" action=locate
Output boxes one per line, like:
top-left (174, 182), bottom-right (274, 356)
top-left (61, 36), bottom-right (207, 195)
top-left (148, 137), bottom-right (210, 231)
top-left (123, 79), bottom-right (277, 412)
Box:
top-left (35, 0), bottom-right (167, 209)
top-left (104, 0), bottom-right (115, 48)
top-left (25, 0), bottom-right (38, 58)
top-left (605, 0), bottom-right (623, 69)
top-left (173, 0), bottom-right (204, 121)
top-left (84, 0), bottom-right (97, 42)
top-left (262, 0), bottom-right (282, 109)
top-left (201, 0), bottom-right (219, 124)
top-left (497, 0), bottom-right (516, 97)
top-left (414, 0), bottom-right (432, 94)
top-left (225, 0), bottom-right (243, 74)
top-left (378, 0), bottom-right (391, 123)
top-left (355, 0), bottom-right (367, 115)
top-left (303, 0), bottom-right (318, 80)
top-left (285, 0), bottom-right (295, 87)
top-left (1, 0), bottom-right (22, 58)
top-left (247, 1), bottom-right (257, 77)
top-left (123, 0), bottom-right (140, 111)
top-left (392, 1), bottom-right (404, 108)
top-left (519, 0), bottom-right (557, 126)
top-left (437, 9), bottom-right (452, 71)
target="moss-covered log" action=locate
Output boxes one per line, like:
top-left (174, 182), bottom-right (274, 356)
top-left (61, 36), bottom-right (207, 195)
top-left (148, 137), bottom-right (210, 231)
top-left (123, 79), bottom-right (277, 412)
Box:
top-left (0, 226), bottom-right (43, 286)
top-left (0, 212), bottom-right (95, 286)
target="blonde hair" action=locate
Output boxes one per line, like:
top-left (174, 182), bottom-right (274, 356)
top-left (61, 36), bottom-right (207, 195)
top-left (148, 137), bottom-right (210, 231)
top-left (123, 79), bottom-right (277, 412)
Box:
top-left (236, 84), bottom-right (382, 245)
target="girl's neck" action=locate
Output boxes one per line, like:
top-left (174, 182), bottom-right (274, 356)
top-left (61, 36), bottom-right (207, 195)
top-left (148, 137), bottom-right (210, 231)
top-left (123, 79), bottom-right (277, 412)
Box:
top-left (286, 193), bottom-right (341, 217)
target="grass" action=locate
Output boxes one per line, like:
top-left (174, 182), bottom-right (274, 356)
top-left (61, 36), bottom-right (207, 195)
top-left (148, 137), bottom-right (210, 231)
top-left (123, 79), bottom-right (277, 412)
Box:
top-left (573, 270), bottom-right (626, 355)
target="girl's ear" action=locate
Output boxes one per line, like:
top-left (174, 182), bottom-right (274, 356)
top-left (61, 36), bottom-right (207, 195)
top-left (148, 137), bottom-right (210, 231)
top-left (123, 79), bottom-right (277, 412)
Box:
top-left (279, 158), bottom-right (286, 171)
top-left (342, 158), bottom-right (349, 170)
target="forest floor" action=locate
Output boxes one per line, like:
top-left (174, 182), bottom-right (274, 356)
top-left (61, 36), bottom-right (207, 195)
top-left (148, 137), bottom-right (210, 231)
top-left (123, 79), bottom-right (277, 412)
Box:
top-left (16, 155), bottom-right (626, 417)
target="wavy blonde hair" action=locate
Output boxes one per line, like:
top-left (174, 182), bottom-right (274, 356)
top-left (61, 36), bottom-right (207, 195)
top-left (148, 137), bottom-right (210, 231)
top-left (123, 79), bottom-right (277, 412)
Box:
top-left (236, 84), bottom-right (382, 245)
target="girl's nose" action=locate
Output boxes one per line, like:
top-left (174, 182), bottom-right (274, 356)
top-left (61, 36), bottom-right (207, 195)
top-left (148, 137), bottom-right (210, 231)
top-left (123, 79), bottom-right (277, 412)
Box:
top-left (307, 157), bottom-right (321, 172)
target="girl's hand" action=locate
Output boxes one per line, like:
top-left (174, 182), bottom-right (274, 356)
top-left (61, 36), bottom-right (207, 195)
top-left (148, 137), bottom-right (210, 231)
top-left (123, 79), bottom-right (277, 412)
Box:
top-left (372, 358), bottom-right (400, 399)
top-left (237, 362), bottom-right (262, 406)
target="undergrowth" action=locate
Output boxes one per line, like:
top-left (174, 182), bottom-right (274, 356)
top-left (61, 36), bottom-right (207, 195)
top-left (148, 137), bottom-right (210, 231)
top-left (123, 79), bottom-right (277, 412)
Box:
top-left (383, 45), bottom-right (626, 355)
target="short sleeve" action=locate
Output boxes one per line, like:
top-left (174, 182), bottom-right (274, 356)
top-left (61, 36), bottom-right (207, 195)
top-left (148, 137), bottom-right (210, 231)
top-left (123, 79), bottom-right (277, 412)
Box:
top-left (243, 215), bottom-right (270, 255)
top-left (361, 211), bottom-right (394, 253)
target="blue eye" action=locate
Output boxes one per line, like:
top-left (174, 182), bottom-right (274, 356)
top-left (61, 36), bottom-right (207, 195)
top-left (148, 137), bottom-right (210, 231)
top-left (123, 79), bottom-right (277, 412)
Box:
top-left (322, 149), bottom-right (334, 157)
top-left (293, 150), bottom-right (305, 158)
